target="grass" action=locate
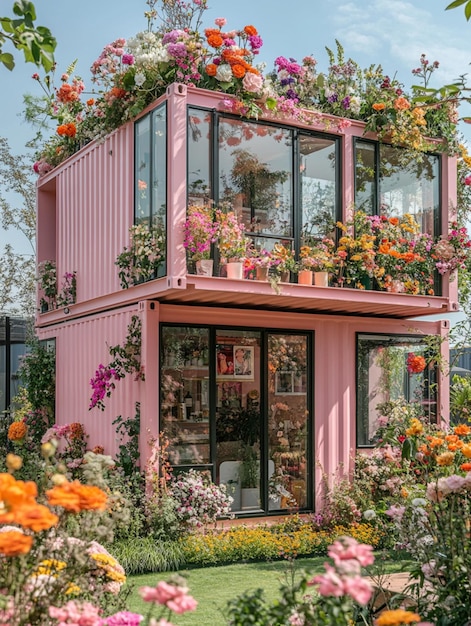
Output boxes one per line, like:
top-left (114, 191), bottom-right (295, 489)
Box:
top-left (125, 553), bottom-right (413, 625)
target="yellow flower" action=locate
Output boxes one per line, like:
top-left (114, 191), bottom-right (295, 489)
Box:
top-left (375, 609), bottom-right (421, 626)
top-left (405, 418), bottom-right (423, 437)
top-left (6, 453), bottom-right (22, 472)
top-left (436, 451), bottom-right (455, 466)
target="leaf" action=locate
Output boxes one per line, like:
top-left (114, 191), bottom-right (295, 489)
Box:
top-left (446, 0), bottom-right (468, 9)
top-left (401, 437), bottom-right (412, 460)
top-left (463, 117), bottom-right (471, 124)
top-left (0, 52), bottom-right (15, 70)
top-left (466, 0), bottom-right (471, 19)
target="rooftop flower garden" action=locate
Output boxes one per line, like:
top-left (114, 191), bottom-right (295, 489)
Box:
top-left (29, 0), bottom-right (470, 175)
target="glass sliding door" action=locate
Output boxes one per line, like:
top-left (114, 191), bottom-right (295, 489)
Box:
top-left (267, 334), bottom-right (310, 511)
top-left (216, 330), bottom-right (262, 512)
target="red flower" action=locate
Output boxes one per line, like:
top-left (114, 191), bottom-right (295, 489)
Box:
top-left (407, 353), bottom-right (426, 374)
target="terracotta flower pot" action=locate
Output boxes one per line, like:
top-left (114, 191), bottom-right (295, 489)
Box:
top-left (313, 271), bottom-right (329, 287)
top-left (298, 270), bottom-right (313, 285)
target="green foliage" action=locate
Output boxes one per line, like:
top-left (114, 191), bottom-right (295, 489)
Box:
top-left (113, 403), bottom-right (141, 477)
top-left (111, 537), bottom-right (185, 575)
top-left (0, 1), bottom-right (56, 71)
top-left (450, 374), bottom-right (471, 420)
top-left (17, 338), bottom-right (55, 441)
top-left (446, 0), bottom-right (471, 20)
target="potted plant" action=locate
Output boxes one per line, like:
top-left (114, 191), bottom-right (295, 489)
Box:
top-left (183, 203), bottom-right (218, 275)
top-left (216, 209), bottom-right (250, 279)
top-left (239, 444), bottom-right (260, 509)
top-left (115, 222), bottom-right (165, 288)
top-left (270, 243), bottom-right (296, 285)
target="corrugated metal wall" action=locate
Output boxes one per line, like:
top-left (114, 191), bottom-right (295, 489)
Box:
top-left (39, 305), bottom-right (140, 458)
top-left (56, 126), bottom-right (134, 303)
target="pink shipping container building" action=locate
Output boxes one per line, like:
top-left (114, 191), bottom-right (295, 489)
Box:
top-left (36, 84), bottom-right (456, 516)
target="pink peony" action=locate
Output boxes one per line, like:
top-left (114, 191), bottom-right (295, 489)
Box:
top-left (342, 575), bottom-right (372, 605)
top-left (309, 563), bottom-right (345, 597)
top-left (104, 611), bottom-right (143, 626)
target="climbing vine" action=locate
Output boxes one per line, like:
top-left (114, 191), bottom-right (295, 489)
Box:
top-left (89, 315), bottom-right (144, 410)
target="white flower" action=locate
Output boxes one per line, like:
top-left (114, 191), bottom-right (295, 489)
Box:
top-left (363, 509), bottom-right (376, 521)
top-left (215, 64), bottom-right (233, 83)
top-left (134, 72), bottom-right (146, 87)
top-left (411, 497), bottom-right (427, 507)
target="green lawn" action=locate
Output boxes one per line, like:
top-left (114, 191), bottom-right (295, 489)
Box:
top-left (126, 555), bottom-right (412, 625)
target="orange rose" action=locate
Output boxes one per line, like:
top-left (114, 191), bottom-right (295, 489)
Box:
top-left (231, 64), bottom-right (246, 79)
top-left (205, 63), bottom-right (217, 77)
top-left (8, 422), bottom-right (27, 442)
top-left (244, 25), bottom-right (258, 36)
top-left (86, 98), bottom-right (95, 106)
top-left (0, 530), bottom-right (33, 556)
top-left (394, 96), bottom-right (411, 110)
top-left (455, 424), bottom-right (471, 436)
top-left (206, 33), bottom-right (224, 48)
top-left (462, 443), bottom-right (471, 458)
top-left (461, 462), bottom-right (471, 472)
top-left (15, 504), bottom-right (59, 532)
top-left (372, 102), bottom-right (386, 111)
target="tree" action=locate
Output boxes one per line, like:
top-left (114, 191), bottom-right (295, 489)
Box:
top-left (0, 137), bottom-right (36, 316)
top-left (0, 1), bottom-right (55, 71)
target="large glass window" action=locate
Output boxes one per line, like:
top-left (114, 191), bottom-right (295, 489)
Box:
top-left (300, 134), bottom-right (338, 239)
top-left (134, 103), bottom-right (167, 276)
top-left (186, 109), bottom-right (340, 262)
top-left (355, 140), bottom-right (440, 236)
top-left (357, 333), bottom-right (437, 446)
top-left (160, 325), bottom-right (312, 514)
top-left (219, 118), bottom-right (293, 240)
top-left (188, 108), bottom-right (212, 204)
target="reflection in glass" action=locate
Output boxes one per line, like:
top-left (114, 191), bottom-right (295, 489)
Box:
top-left (216, 330), bottom-right (261, 512)
top-left (219, 118), bottom-right (292, 237)
top-left (160, 326), bottom-right (210, 466)
top-left (380, 146), bottom-right (439, 236)
top-left (355, 141), bottom-right (376, 215)
top-left (188, 108), bottom-right (212, 204)
top-left (355, 141), bottom-right (439, 237)
top-left (357, 334), bottom-right (437, 446)
top-left (135, 115), bottom-right (151, 224)
top-left (300, 134), bottom-right (338, 239)
top-left (267, 334), bottom-right (309, 511)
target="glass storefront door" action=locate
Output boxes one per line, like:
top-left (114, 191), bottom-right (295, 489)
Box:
top-left (160, 325), bottom-right (312, 514)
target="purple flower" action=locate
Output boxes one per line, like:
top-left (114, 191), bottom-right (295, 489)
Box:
top-left (122, 54), bottom-right (135, 66)
top-left (327, 93), bottom-right (338, 103)
top-left (286, 89), bottom-right (299, 101)
top-left (342, 96), bottom-right (350, 109)
top-left (249, 35), bottom-right (263, 51)
top-left (167, 42), bottom-right (188, 58)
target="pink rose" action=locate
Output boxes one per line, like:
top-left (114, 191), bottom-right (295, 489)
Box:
top-left (242, 72), bottom-right (263, 94)
top-left (342, 576), bottom-right (372, 605)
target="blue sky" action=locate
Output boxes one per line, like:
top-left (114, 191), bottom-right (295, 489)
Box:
top-left (1, 0), bottom-right (471, 253)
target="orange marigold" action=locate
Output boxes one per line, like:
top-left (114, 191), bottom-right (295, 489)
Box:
top-left (461, 462), bottom-right (471, 472)
top-left (243, 25), bottom-right (258, 36)
top-left (8, 421), bottom-right (27, 442)
top-left (375, 609), bottom-right (421, 626)
top-left (46, 480), bottom-right (107, 513)
top-left (372, 102), bottom-right (386, 111)
top-left (455, 424), bottom-right (471, 436)
top-left (205, 63), bottom-right (217, 77)
top-left (461, 443), bottom-right (471, 458)
top-left (0, 530), bottom-right (33, 556)
top-left (14, 503), bottom-right (58, 532)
